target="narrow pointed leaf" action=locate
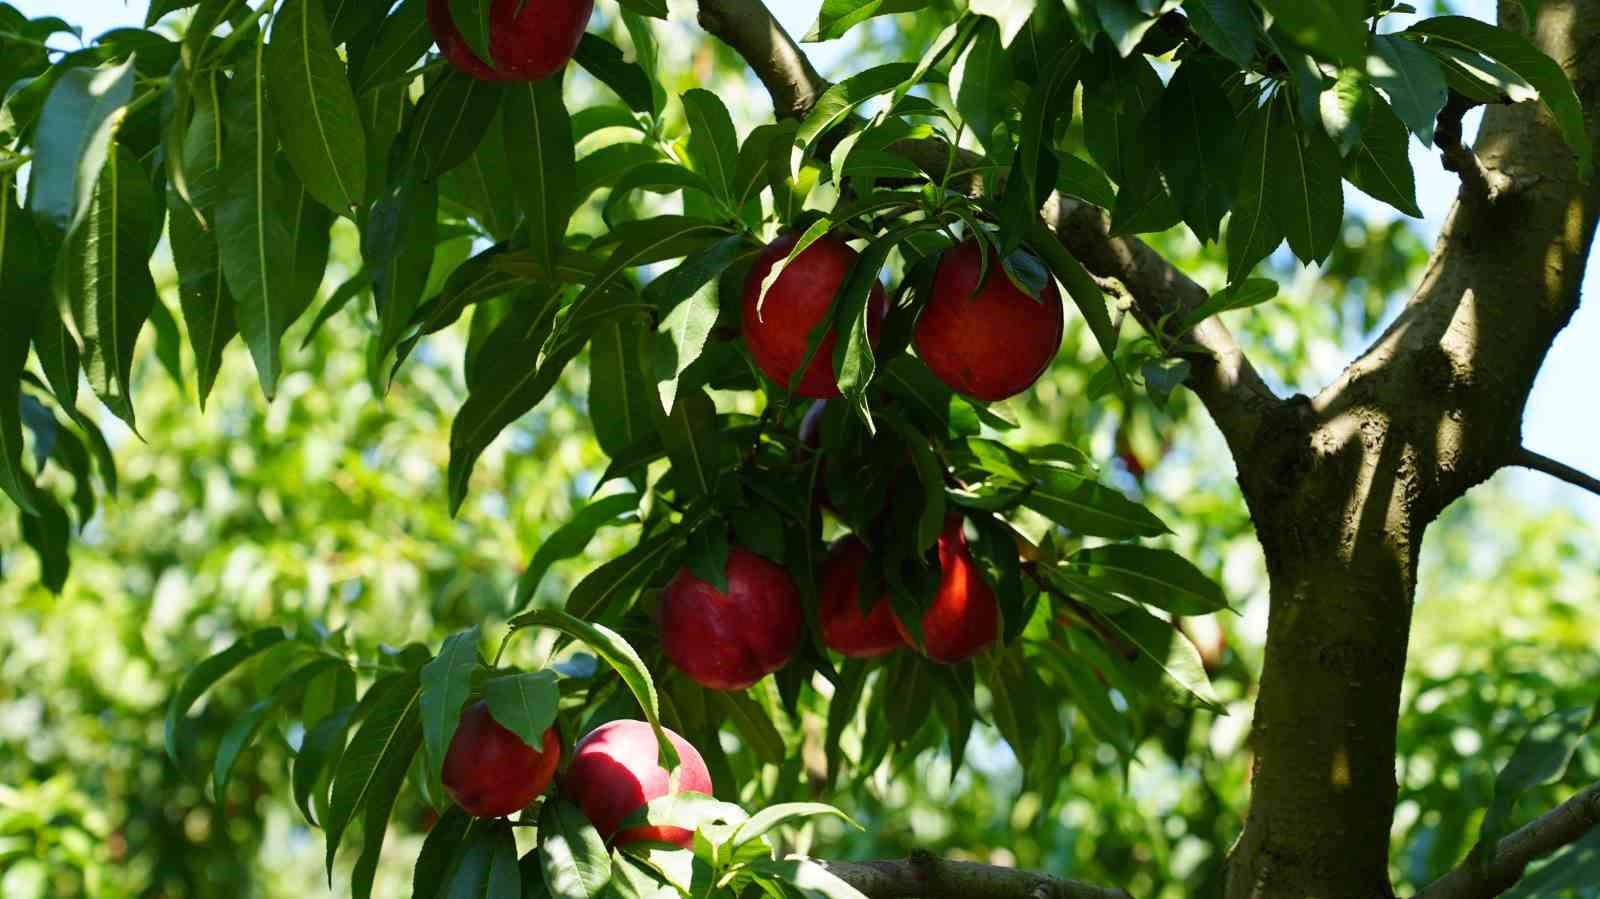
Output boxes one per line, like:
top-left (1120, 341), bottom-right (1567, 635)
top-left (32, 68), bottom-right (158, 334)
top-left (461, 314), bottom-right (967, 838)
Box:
top-left (268, 0), bottom-right (367, 212)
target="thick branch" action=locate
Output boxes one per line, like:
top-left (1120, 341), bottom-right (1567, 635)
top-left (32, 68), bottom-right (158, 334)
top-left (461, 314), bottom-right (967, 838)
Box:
top-left (816, 855), bottom-right (1132, 899)
top-left (1416, 783), bottom-right (1600, 899)
top-left (696, 0), bottom-right (827, 120)
top-left (694, 0), bottom-right (1279, 455)
top-left (1511, 447), bottom-right (1600, 497)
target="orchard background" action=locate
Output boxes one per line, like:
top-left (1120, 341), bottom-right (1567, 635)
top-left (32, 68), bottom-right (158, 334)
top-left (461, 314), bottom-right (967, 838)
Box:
top-left (3, 0), bottom-right (1600, 897)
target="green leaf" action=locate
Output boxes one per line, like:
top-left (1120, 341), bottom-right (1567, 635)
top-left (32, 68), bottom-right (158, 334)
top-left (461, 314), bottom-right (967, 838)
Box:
top-left (1369, 34), bottom-right (1447, 145)
top-left (0, 181), bottom-right (41, 515)
top-left (213, 696), bottom-right (281, 802)
top-left (615, 794), bottom-right (748, 838)
top-left (267, 0), bottom-right (367, 213)
top-left (795, 62), bottom-right (915, 153)
top-left (214, 45), bottom-right (298, 399)
top-left (364, 162), bottom-right (438, 367)
top-left (970, 0), bottom-right (1037, 46)
top-left (1408, 14), bottom-right (1589, 173)
top-left (1431, 45), bottom-right (1536, 106)
top-left (507, 609), bottom-right (677, 768)
top-left (18, 489), bottom-right (70, 591)
top-left (421, 626), bottom-right (482, 790)
top-left (1105, 606), bottom-right (1221, 708)
top-left (1066, 544), bottom-right (1229, 615)
top-left (511, 492), bottom-right (642, 611)
top-left (831, 233), bottom-right (900, 423)
top-left (164, 627), bottom-right (288, 763)
top-left (1477, 707), bottom-right (1594, 851)
top-left (1015, 465), bottom-right (1169, 538)
top-left (407, 71), bottom-right (503, 179)
top-left (1184, 0), bottom-right (1257, 66)
top-left (1266, 92), bottom-right (1343, 264)
top-left (574, 34), bottom-right (654, 115)
top-left (540, 799), bottom-right (612, 899)
top-left (949, 19), bottom-right (1012, 150)
top-left (1255, 0), bottom-right (1366, 66)
top-left (414, 807), bottom-right (476, 899)
top-left (351, 0), bottom-right (432, 96)
top-left (166, 186), bottom-right (237, 409)
top-left (718, 690), bottom-right (785, 765)
top-left (733, 804), bottom-right (856, 849)
top-left (655, 282), bottom-right (719, 414)
top-left (443, 108), bottom-right (518, 240)
top-left (1013, 49), bottom-right (1079, 217)
top-left (57, 144), bottom-right (159, 430)
top-left (1225, 100), bottom-right (1284, 281)
top-left (681, 90), bottom-right (739, 202)
top-left (445, 287), bottom-right (574, 513)
top-left (1054, 153), bottom-right (1116, 209)
top-left (617, 0), bottom-right (668, 18)
top-left (745, 859), bottom-right (867, 899)
top-left (448, 0), bottom-right (494, 66)
top-left (292, 702), bottom-right (356, 827)
top-left (1095, 0), bottom-right (1167, 57)
top-left (1179, 277), bottom-right (1279, 330)
top-left (654, 387), bottom-right (720, 498)
top-left (325, 670), bottom-right (423, 880)
top-left (1159, 58), bottom-right (1239, 243)
top-left (564, 530), bottom-right (681, 621)
top-left (882, 414), bottom-right (944, 552)
top-left (1319, 67), bottom-right (1369, 157)
top-left (504, 76), bottom-right (576, 276)
top-left (1026, 222), bottom-right (1119, 379)
top-left (1344, 94), bottom-right (1422, 218)
top-left (29, 56), bottom-right (135, 233)
top-left (804, 0), bottom-right (927, 42)
top-left (591, 319), bottom-right (658, 454)
top-left (484, 671), bottom-right (560, 748)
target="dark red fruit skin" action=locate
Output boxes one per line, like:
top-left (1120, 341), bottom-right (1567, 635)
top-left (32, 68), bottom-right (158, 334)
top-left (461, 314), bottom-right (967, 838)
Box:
top-left (441, 701), bottom-right (562, 818)
top-left (741, 233), bottom-right (888, 399)
top-left (561, 720), bottom-right (714, 848)
top-left (819, 537), bottom-right (904, 658)
top-left (913, 240), bottom-right (1065, 402)
top-left (660, 547), bottom-right (804, 690)
top-left (892, 515), bottom-right (1000, 664)
top-left (426, 0), bottom-right (593, 81)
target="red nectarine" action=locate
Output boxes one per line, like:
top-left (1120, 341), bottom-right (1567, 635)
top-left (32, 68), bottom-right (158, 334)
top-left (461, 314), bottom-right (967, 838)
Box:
top-left (427, 0), bottom-right (593, 81)
top-left (892, 515), bottom-right (999, 663)
top-left (441, 700), bottom-right (561, 818)
top-left (914, 240), bottom-right (1064, 402)
top-left (741, 233), bottom-right (888, 399)
top-left (819, 537), bottom-right (904, 658)
top-left (561, 719), bottom-right (713, 848)
top-left (659, 547), bottom-right (803, 690)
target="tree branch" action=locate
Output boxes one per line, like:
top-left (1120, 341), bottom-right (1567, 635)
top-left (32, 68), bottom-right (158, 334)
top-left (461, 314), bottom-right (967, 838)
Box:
top-left (693, 0), bottom-right (1280, 456)
top-left (815, 855), bottom-right (1132, 899)
top-left (696, 0), bottom-right (827, 120)
top-left (1416, 782), bottom-right (1600, 899)
top-left (1434, 89), bottom-right (1494, 202)
top-left (1511, 447), bottom-right (1600, 498)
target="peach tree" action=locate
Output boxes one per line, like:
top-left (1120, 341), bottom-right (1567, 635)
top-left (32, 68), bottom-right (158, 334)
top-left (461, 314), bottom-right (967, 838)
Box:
top-left (3, 0), bottom-right (1600, 897)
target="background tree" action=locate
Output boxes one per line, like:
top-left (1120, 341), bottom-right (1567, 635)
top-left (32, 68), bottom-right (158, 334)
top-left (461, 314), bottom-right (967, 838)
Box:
top-left (1, 1), bottom-right (1599, 898)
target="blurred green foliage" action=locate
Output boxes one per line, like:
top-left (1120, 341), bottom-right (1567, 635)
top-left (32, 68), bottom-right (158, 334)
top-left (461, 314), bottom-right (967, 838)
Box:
top-left (2, 2), bottom-right (1597, 898)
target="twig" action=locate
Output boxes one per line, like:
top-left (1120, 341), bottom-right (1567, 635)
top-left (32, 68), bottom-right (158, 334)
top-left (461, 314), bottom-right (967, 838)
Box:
top-left (1416, 782), bottom-right (1600, 899)
top-left (814, 854), bottom-right (1132, 899)
top-left (1511, 447), bottom-right (1600, 498)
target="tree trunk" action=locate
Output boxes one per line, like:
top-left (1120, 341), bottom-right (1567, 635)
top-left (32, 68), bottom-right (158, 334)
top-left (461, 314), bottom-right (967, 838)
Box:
top-left (1224, 2), bottom-right (1600, 894)
top-left (1224, 408), bottom-right (1424, 898)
